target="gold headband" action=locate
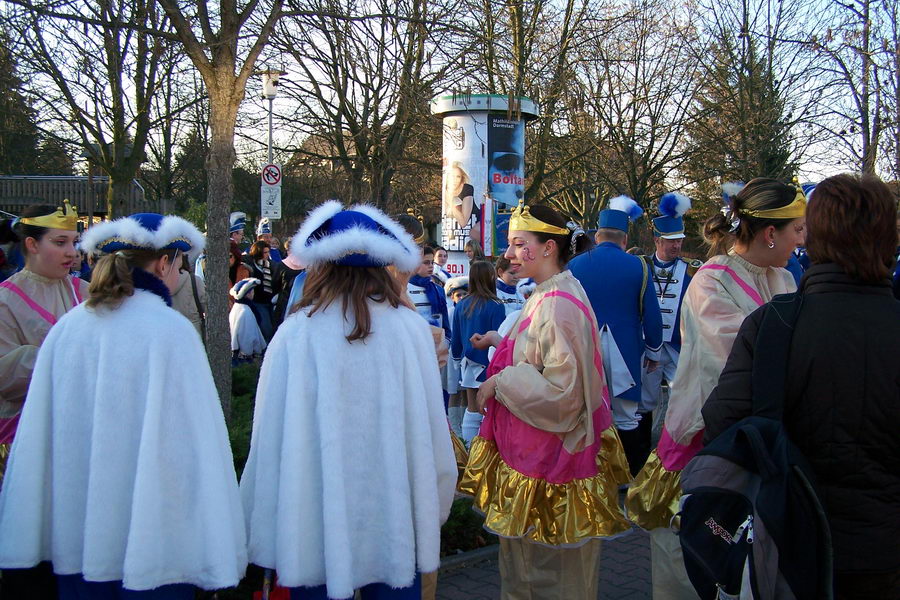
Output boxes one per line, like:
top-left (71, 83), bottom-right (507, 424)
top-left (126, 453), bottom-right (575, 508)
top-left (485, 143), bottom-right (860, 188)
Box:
top-left (509, 200), bottom-right (569, 236)
top-left (741, 185), bottom-right (806, 220)
top-left (19, 200), bottom-right (79, 231)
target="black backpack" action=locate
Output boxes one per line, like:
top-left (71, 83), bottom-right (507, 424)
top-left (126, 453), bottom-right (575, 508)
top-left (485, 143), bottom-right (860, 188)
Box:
top-left (677, 293), bottom-right (833, 600)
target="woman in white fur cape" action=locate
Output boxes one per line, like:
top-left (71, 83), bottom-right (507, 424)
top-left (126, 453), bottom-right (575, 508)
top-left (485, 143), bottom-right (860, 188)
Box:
top-left (0, 213), bottom-right (247, 599)
top-left (240, 201), bottom-right (457, 600)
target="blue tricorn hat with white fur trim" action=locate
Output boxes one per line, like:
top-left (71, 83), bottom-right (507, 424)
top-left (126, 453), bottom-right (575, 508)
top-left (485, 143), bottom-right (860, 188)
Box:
top-left (230, 277), bottom-right (261, 301)
top-left (80, 213), bottom-right (205, 261)
top-left (290, 200), bottom-right (420, 272)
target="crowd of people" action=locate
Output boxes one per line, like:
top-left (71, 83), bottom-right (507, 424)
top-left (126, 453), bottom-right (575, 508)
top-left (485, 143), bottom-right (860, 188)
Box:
top-left (0, 172), bottom-right (897, 600)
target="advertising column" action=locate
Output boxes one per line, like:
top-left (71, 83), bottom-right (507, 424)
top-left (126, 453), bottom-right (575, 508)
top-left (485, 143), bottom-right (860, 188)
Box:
top-left (431, 94), bottom-right (539, 277)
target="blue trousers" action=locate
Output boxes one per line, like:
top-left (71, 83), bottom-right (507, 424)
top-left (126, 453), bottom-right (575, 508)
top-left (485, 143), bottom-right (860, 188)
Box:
top-left (289, 573), bottom-right (421, 600)
top-left (56, 574), bottom-right (194, 600)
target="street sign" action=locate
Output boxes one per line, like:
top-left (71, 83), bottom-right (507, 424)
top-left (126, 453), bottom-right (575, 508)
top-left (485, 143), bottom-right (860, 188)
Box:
top-left (261, 163), bottom-right (282, 219)
top-left (261, 163), bottom-right (282, 187)
top-left (261, 185), bottom-right (281, 219)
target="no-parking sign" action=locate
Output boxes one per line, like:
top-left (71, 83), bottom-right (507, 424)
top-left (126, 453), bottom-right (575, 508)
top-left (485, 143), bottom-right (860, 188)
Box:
top-left (261, 163), bottom-right (282, 219)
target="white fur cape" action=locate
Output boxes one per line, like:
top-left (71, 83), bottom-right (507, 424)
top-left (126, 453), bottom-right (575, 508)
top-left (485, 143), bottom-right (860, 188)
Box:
top-left (240, 300), bottom-right (457, 599)
top-left (0, 291), bottom-right (247, 590)
top-left (230, 302), bottom-right (267, 356)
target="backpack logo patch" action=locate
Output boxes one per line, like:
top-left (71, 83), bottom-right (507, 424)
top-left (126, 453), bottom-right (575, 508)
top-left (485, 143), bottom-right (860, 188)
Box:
top-left (705, 518), bottom-right (734, 544)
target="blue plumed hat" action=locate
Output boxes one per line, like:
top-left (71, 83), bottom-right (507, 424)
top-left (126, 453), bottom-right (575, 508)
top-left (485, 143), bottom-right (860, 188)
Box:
top-left (800, 182), bottom-right (817, 201)
top-left (80, 213), bottom-right (205, 260)
top-left (290, 200), bottom-right (420, 272)
top-left (230, 212), bottom-right (247, 234)
top-left (653, 192), bottom-right (692, 239)
top-left (256, 217), bottom-right (272, 236)
top-left (721, 182), bottom-right (745, 206)
top-left (598, 195), bottom-right (643, 232)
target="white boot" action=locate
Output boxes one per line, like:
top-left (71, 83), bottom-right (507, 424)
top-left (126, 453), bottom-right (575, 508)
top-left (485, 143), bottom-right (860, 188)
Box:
top-left (462, 410), bottom-right (484, 446)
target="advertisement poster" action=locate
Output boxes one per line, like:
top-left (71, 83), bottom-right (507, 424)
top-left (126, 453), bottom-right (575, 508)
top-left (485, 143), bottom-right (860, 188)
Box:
top-left (441, 114), bottom-right (487, 261)
top-left (487, 115), bottom-right (525, 256)
top-left (487, 115), bottom-right (525, 208)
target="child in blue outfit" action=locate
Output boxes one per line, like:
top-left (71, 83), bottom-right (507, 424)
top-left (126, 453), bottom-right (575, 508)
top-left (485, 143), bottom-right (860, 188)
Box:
top-left (407, 246), bottom-right (451, 340)
top-left (451, 260), bottom-right (505, 444)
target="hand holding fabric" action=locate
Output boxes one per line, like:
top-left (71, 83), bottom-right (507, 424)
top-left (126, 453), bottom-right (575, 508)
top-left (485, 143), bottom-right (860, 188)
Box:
top-left (470, 330), bottom-right (501, 350)
top-left (475, 376), bottom-right (498, 414)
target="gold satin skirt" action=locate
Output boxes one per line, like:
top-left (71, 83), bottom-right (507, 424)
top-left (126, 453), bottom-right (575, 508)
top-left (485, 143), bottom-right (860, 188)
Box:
top-left (458, 428), bottom-right (632, 546)
top-left (624, 449), bottom-right (683, 531)
top-left (451, 430), bottom-right (469, 483)
top-left (0, 443), bottom-right (10, 489)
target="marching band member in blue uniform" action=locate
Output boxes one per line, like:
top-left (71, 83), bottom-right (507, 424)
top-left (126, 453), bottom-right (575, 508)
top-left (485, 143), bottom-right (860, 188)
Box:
top-left (639, 193), bottom-right (701, 453)
top-left (407, 246), bottom-right (451, 340)
top-left (568, 195), bottom-right (663, 476)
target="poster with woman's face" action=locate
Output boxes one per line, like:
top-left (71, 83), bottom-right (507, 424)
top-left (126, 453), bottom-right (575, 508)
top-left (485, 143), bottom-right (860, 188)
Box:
top-left (487, 115), bottom-right (525, 209)
top-left (441, 115), bottom-right (486, 253)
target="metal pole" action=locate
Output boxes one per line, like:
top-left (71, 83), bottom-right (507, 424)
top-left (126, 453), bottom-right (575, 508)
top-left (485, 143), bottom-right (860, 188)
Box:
top-left (267, 96), bottom-right (274, 164)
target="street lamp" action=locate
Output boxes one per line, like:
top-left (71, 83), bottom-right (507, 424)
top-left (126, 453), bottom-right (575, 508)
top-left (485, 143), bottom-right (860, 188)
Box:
top-left (258, 68), bottom-right (286, 164)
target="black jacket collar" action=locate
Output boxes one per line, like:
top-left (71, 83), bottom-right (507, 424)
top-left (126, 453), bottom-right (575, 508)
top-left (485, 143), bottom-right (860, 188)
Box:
top-left (800, 263), bottom-right (892, 297)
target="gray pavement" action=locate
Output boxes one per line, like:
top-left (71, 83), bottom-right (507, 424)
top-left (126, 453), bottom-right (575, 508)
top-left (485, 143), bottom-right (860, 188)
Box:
top-left (435, 527), bottom-right (651, 599)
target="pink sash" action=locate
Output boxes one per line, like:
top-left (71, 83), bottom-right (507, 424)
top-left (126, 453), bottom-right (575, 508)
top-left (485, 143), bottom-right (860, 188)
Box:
top-left (478, 291), bottom-right (610, 485)
top-left (655, 263), bottom-right (764, 471)
top-left (697, 264), bottom-right (764, 307)
top-left (0, 275), bottom-right (82, 326)
top-left (0, 276), bottom-right (82, 445)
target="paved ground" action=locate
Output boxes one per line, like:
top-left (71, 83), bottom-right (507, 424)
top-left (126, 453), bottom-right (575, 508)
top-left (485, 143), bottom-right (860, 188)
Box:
top-left (435, 527), bottom-right (651, 599)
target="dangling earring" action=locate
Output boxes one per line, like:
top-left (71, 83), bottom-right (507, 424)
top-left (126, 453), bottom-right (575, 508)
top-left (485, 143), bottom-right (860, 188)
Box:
top-left (767, 241), bottom-right (775, 249)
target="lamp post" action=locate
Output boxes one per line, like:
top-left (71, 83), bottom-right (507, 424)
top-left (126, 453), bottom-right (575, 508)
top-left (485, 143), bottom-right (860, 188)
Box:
top-left (259, 68), bottom-right (286, 163)
top-left (256, 68), bottom-right (286, 223)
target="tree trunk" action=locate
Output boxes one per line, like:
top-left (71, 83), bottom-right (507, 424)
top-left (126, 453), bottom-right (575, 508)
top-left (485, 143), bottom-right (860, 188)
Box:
top-left (205, 94), bottom-right (240, 417)
top-left (107, 175), bottom-right (133, 218)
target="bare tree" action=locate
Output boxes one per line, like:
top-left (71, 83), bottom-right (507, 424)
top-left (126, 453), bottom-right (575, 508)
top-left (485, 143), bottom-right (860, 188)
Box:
top-left (810, 0), bottom-right (887, 174)
top-left (564, 0), bottom-right (701, 210)
top-left (268, 0), bottom-right (465, 209)
top-left (880, 0), bottom-right (900, 180)
top-left (157, 0), bottom-right (283, 410)
top-left (143, 67), bottom-right (208, 213)
top-left (2, 0), bottom-right (175, 216)
top-left (460, 0), bottom-right (620, 200)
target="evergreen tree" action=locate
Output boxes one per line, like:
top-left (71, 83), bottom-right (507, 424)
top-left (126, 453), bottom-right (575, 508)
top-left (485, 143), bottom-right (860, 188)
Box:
top-left (684, 27), bottom-right (797, 189)
top-left (33, 137), bottom-right (74, 175)
top-left (0, 35), bottom-right (40, 175)
top-left (172, 127), bottom-right (209, 211)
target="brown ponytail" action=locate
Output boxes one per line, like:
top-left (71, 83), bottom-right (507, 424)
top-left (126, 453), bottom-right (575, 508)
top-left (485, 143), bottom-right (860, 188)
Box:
top-left (704, 178), bottom-right (799, 259)
top-left (702, 213), bottom-right (734, 259)
top-left (87, 249), bottom-right (177, 309)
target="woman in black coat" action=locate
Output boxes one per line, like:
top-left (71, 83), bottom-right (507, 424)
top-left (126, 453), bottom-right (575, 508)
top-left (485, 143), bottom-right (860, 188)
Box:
top-left (702, 173), bottom-right (900, 600)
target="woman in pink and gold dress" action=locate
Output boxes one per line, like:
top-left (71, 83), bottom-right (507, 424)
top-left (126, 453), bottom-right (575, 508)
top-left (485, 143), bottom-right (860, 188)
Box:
top-left (461, 202), bottom-right (631, 600)
top-left (0, 202), bottom-right (86, 483)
